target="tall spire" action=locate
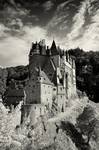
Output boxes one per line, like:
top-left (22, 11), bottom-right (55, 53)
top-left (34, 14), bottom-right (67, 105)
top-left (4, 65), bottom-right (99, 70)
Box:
top-left (50, 40), bottom-right (58, 55)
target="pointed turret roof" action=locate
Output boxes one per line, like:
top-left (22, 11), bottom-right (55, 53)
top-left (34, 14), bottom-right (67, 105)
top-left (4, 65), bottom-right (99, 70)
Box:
top-left (50, 40), bottom-right (58, 55)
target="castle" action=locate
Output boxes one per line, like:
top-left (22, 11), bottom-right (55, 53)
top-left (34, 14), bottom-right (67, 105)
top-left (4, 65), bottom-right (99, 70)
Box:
top-left (22, 39), bottom-right (76, 124)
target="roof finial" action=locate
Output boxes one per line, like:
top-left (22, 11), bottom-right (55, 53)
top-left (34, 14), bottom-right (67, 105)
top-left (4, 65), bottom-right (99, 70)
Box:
top-left (53, 36), bottom-right (54, 41)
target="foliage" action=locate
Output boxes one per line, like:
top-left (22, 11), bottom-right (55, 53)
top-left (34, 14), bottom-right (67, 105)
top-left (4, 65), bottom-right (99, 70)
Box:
top-left (68, 48), bottom-right (99, 102)
top-left (7, 65), bottom-right (29, 85)
top-left (60, 121), bottom-right (90, 150)
top-left (0, 102), bottom-right (22, 150)
top-left (76, 105), bottom-right (97, 144)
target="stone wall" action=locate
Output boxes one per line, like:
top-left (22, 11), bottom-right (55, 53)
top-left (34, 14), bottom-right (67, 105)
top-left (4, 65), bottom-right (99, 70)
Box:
top-left (21, 104), bottom-right (46, 125)
top-left (57, 85), bottom-right (66, 112)
top-left (25, 79), bottom-right (41, 104)
top-left (41, 83), bottom-right (53, 109)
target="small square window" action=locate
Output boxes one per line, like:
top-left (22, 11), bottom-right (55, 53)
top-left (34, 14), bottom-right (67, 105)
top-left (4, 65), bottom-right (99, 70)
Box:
top-left (60, 87), bottom-right (62, 90)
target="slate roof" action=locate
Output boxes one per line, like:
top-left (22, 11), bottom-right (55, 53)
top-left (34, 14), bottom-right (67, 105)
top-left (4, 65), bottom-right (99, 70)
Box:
top-left (50, 40), bottom-right (59, 55)
top-left (39, 70), bottom-right (54, 85)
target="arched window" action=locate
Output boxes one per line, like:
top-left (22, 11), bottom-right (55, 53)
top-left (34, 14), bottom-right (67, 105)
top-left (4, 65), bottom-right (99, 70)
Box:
top-left (66, 74), bottom-right (68, 89)
top-left (40, 108), bottom-right (42, 114)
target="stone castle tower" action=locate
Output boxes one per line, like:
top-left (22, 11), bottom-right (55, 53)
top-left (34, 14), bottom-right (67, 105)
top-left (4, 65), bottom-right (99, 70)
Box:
top-left (22, 39), bottom-right (76, 124)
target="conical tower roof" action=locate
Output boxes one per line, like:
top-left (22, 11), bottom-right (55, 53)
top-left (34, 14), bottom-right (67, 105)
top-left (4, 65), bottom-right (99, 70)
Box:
top-left (50, 40), bottom-right (58, 55)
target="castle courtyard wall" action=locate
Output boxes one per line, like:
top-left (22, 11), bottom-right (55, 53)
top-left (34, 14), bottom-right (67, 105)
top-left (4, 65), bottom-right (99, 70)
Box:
top-left (21, 104), bottom-right (46, 125)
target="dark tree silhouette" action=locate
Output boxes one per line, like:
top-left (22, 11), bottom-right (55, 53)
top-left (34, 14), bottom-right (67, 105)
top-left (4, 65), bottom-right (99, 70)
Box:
top-left (76, 105), bottom-right (97, 144)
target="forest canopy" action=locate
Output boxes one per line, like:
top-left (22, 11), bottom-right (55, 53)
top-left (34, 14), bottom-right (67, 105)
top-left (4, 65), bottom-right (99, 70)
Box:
top-left (68, 48), bottom-right (99, 103)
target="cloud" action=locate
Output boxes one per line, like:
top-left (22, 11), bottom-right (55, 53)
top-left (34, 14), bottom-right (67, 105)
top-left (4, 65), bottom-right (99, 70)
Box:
top-left (0, 24), bottom-right (10, 39)
top-left (0, 5), bottom-right (30, 28)
top-left (46, 0), bottom-right (99, 51)
top-left (67, 1), bottom-right (87, 40)
top-left (42, 1), bottom-right (54, 11)
top-left (0, 36), bottom-right (28, 67)
top-left (0, 25), bottom-right (52, 67)
top-left (1, 0), bottom-right (99, 68)
top-left (65, 0), bottom-right (99, 51)
top-left (46, 0), bottom-right (78, 39)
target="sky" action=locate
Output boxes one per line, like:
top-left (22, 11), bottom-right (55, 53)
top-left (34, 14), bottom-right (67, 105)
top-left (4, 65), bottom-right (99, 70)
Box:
top-left (0, 0), bottom-right (99, 67)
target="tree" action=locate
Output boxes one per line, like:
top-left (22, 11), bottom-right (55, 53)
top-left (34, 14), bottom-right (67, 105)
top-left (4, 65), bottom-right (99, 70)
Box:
top-left (76, 105), bottom-right (97, 144)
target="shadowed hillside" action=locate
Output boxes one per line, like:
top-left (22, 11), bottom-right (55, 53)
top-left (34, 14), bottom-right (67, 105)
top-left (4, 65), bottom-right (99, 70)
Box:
top-left (68, 48), bottom-right (99, 103)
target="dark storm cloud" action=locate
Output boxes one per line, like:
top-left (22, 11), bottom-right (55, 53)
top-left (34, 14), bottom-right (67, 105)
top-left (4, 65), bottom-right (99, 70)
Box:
top-left (0, 0), bottom-right (55, 28)
top-left (0, 0), bottom-right (84, 30)
top-left (42, 1), bottom-right (54, 11)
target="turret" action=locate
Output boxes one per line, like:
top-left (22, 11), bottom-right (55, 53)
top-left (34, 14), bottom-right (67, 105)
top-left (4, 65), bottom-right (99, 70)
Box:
top-left (29, 42), bottom-right (40, 57)
top-left (39, 39), bottom-right (46, 55)
top-left (66, 51), bottom-right (69, 62)
top-left (62, 51), bottom-right (66, 64)
top-left (46, 46), bottom-right (51, 56)
top-left (50, 40), bottom-right (59, 55)
top-left (72, 58), bottom-right (76, 69)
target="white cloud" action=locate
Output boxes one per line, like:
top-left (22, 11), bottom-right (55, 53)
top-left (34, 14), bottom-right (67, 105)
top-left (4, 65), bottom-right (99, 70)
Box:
top-left (0, 25), bottom-right (52, 67)
top-left (65, 0), bottom-right (99, 51)
top-left (42, 1), bottom-right (54, 11)
top-left (0, 36), bottom-right (28, 67)
top-left (49, 0), bottom-right (99, 51)
top-left (67, 1), bottom-right (87, 40)
top-left (0, 24), bottom-right (10, 39)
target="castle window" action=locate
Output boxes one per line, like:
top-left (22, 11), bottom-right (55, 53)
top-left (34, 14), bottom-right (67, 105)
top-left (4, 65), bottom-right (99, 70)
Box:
top-left (53, 88), bottom-right (56, 91)
top-left (35, 106), bottom-right (36, 109)
top-left (60, 78), bottom-right (63, 85)
top-left (40, 108), bottom-right (41, 114)
top-left (61, 96), bottom-right (62, 98)
top-left (60, 87), bottom-right (62, 91)
top-left (66, 74), bottom-right (68, 89)
top-left (49, 73), bottom-right (52, 76)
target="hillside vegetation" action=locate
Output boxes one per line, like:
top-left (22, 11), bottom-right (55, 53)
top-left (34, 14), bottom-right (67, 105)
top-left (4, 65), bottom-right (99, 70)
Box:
top-left (0, 96), bottom-right (99, 150)
top-left (68, 48), bottom-right (99, 103)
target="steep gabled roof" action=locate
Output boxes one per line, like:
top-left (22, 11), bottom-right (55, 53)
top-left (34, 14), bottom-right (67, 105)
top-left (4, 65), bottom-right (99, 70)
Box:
top-left (50, 40), bottom-right (59, 55)
top-left (39, 70), bottom-right (53, 85)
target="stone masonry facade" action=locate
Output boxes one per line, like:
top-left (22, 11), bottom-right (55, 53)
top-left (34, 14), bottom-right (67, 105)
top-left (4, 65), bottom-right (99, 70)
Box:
top-left (22, 39), bottom-right (77, 125)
